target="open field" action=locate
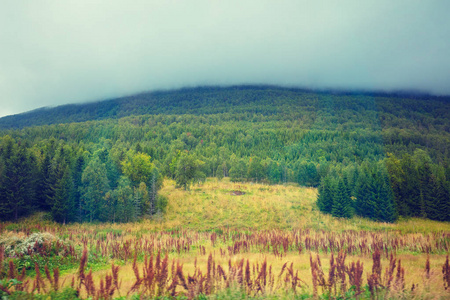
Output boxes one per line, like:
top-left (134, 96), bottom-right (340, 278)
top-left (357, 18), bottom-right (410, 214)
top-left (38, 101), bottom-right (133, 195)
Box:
top-left (1, 178), bottom-right (450, 299)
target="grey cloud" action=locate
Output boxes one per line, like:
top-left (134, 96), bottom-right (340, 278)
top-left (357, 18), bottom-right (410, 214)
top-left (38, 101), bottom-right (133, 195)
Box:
top-left (1, 0), bottom-right (449, 117)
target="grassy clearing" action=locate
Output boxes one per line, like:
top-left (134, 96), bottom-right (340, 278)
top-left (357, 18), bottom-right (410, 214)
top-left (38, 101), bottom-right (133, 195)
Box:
top-left (159, 178), bottom-right (450, 234)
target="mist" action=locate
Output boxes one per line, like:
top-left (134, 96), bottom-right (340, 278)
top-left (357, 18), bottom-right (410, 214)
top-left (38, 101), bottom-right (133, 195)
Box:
top-left (1, 1), bottom-right (449, 117)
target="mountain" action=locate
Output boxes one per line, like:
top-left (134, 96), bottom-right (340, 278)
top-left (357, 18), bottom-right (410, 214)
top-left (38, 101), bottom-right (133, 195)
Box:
top-left (1, 85), bottom-right (448, 129)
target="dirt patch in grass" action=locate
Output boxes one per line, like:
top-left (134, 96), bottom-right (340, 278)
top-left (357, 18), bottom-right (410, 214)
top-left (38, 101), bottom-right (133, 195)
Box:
top-left (230, 190), bottom-right (246, 196)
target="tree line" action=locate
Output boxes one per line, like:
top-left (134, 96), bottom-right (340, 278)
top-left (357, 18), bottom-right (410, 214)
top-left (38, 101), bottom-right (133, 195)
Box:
top-left (0, 136), bottom-right (164, 223)
top-left (317, 150), bottom-right (450, 222)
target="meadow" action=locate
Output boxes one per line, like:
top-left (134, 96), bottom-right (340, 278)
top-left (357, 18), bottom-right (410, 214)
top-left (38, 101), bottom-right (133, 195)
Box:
top-left (1, 178), bottom-right (450, 299)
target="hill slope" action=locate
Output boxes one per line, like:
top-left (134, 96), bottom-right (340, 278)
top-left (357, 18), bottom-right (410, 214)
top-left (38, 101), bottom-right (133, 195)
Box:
top-left (1, 85), bottom-right (449, 130)
top-left (0, 85), bottom-right (449, 223)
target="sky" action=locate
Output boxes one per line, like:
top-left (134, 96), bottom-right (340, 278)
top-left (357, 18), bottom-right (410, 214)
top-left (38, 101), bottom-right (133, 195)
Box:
top-left (1, 1), bottom-right (450, 118)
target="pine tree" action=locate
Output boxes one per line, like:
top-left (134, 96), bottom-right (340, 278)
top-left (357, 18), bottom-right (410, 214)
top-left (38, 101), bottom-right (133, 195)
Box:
top-left (400, 154), bottom-right (421, 217)
top-left (36, 154), bottom-right (52, 211)
top-left (51, 165), bottom-right (75, 224)
top-left (355, 172), bottom-right (376, 219)
top-left (332, 178), bottom-right (353, 218)
top-left (317, 175), bottom-right (334, 214)
top-left (72, 154), bottom-right (85, 222)
top-left (80, 157), bottom-right (110, 222)
top-left (374, 170), bottom-right (397, 223)
top-left (0, 142), bottom-right (35, 221)
top-left (417, 160), bottom-right (436, 219)
top-left (114, 176), bottom-right (134, 222)
top-left (433, 178), bottom-right (449, 221)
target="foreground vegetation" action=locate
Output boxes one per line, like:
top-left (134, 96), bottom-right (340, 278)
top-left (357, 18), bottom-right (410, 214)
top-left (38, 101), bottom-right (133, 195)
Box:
top-left (1, 179), bottom-right (450, 299)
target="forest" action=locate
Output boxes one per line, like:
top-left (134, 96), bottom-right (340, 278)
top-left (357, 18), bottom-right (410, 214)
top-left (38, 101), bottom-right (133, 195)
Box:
top-left (0, 86), bottom-right (449, 223)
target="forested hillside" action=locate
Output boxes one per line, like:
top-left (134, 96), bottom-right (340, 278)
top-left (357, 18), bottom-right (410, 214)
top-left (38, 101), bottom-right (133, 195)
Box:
top-left (0, 86), bottom-right (449, 223)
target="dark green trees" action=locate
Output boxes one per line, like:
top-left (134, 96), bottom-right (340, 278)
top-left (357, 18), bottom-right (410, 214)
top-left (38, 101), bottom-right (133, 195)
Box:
top-left (385, 150), bottom-right (450, 222)
top-left (0, 138), bottom-right (36, 221)
top-left (80, 157), bottom-right (110, 222)
top-left (317, 162), bottom-right (397, 222)
top-left (50, 165), bottom-right (75, 224)
top-left (317, 174), bottom-right (353, 219)
top-left (317, 175), bottom-right (334, 214)
top-left (331, 178), bottom-right (353, 218)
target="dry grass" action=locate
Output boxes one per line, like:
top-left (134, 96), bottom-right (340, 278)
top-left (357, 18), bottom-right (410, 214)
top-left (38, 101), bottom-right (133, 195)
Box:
top-left (158, 178), bottom-right (450, 234)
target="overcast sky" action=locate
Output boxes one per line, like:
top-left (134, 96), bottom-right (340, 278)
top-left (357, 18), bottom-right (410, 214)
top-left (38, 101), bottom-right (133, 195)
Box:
top-left (1, 1), bottom-right (449, 117)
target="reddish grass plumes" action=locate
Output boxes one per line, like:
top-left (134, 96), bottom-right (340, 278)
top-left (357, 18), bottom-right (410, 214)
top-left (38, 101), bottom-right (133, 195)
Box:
top-left (128, 253), bottom-right (142, 295)
top-left (205, 253), bottom-right (213, 295)
top-left (77, 247), bottom-right (88, 291)
top-left (443, 255), bottom-right (450, 291)
top-left (3, 227), bottom-right (450, 299)
top-left (8, 260), bottom-right (16, 279)
top-left (346, 260), bottom-right (364, 297)
top-left (53, 267), bottom-right (60, 292)
top-left (33, 262), bottom-right (46, 294)
top-left (84, 269), bottom-right (96, 297)
top-left (310, 253), bottom-right (326, 297)
top-left (425, 253), bottom-right (430, 279)
top-left (156, 252), bottom-right (169, 296)
top-left (336, 251), bottom-right (347, 294)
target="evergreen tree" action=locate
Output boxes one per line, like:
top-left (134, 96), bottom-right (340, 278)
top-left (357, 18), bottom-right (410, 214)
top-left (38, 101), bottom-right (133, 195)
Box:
top-left (332, 178), bottom-right (353, 218)
top-left (80, 157), bottom-right (110, 222)
top-left (373, 169), bottom-right (397, 223)
top-left (400, 154), bottom-right (421, 217)
top-left (432, 177), bottom-right (449, 221)
top-left (419, 165), bottom-right (439, 220)
top-left (36, 154), bottom-right (53, 211)
top-left (51, 165), bottom-right (75, 223)
top-left (134, 182), bottom-right (150, 217)
top-left (355, 172), bottom-right (376, 219)
top-left (72, 154), bottom-right (86, 222)
top-left (317, 175), bottom-right (334, 214)
top-left (114, 176), bottom-right (134, 222)
top-left (385, 154), bottom-right (409, 216)
top-left (0, 142), bottom-right (35, 220)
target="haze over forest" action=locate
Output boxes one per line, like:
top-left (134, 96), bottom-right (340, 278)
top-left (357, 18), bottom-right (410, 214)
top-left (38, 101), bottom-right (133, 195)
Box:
top-left (1, 1), bottom-right (450, 117)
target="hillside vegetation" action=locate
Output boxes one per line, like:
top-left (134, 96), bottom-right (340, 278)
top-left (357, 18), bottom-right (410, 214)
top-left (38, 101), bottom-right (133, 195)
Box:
top-left (0, 86), bottom-right (449, 224)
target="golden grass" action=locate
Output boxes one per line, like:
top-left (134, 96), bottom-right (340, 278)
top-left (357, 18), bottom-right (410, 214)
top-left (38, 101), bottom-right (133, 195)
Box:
top-left (61, 248), bottom-right (448, 298)
top-left (157, 177), bottom-right (450, 234)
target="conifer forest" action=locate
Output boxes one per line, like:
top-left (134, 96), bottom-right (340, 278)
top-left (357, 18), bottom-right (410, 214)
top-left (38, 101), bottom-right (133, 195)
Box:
top-left (0, 86), bottom-right (450, 299)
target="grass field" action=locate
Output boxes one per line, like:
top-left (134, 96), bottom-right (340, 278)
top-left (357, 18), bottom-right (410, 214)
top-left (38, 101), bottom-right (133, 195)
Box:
top-left (1, 178), bottom-right (450, 299)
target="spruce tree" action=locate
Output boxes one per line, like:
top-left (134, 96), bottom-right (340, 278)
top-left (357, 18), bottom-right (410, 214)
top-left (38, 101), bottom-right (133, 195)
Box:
top-left (80, 157), bottom-right (110, 222)
top-left (332, 178), bottom-right (353, 218)
top-left (433, 178), bottom-right (449, 221)
top-left (355, 169), bottom-right (379, 220)
top-left (1, 143), bottom-right (35, 220)
top-left (51, 165), bottom-right (75, 224)
top-left (317, 175), bottom-right (334, 214)
top-left (400, 154), bottom-right (421, 217)
top-left (374, 171), bottom-right (397, 223)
